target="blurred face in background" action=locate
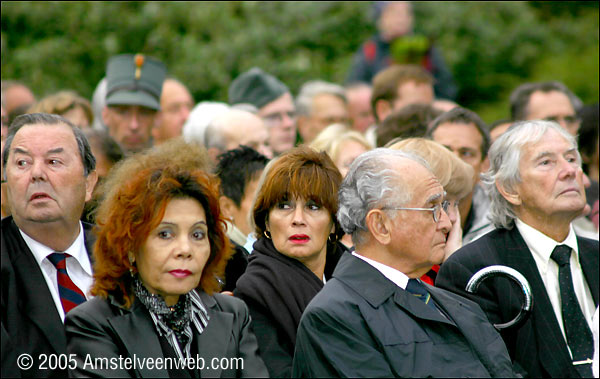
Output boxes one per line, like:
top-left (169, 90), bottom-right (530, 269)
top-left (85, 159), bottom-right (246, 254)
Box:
top-left (259, 92), bottom-right (297, 156)
top-left (346, 85), bottom-right (375, 133)
top-left (378, 1), bottom-right (414, 41)
top-left (334, 139), bottom-right (370, 178)
top-left (103, 104), bottom-right (156, 154)
top-left (153, 79), bottom-right (194, 144)
top-left (298, 94), bottom-right (349, 144)
top-left (526, 90), bottom-right (580, 136)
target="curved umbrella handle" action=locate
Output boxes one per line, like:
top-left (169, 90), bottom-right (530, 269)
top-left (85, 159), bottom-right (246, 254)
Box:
top-left (466, 265), bottom-right (533, 330)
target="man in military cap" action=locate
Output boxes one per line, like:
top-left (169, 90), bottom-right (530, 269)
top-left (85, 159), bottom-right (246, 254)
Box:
top-left (102, 53), bottom-right (166, 155)
top-left (228, 67), bottom-right (296, 156)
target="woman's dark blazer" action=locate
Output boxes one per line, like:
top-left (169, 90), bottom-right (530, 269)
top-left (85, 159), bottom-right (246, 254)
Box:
top-left (65, 291), bottom-right (268, 378)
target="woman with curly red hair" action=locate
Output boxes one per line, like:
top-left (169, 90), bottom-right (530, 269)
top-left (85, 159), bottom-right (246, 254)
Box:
top-left (65, 164), bottom-right (268, 378)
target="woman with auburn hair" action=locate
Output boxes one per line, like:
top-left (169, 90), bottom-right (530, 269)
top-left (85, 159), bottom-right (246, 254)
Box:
top-left (65, 165), bottom-right (268, 378)
top-left (234, 145), bottom-right (348, 378)
top-left (387, 137), bottom-right (474, 285)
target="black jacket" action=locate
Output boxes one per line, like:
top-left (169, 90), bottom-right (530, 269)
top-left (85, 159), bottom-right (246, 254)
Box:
top-left (1, 216), bottom-right (95, 378)
top-left (65, 291), bottom-right (268, 378)
top-left (293, 253), bottom-right (516, 378)
top-left (234, 237), bottom-right (347, 378)
top-left (437, 227), bottom-right (599, 378)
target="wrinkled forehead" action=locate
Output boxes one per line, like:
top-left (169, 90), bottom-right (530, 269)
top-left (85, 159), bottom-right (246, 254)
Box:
top-left (12, 122), bottom-right (77, 151)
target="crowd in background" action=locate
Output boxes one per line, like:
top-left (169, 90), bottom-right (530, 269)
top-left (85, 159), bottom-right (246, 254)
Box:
top-left (1, 2), bottom-right (599, 378)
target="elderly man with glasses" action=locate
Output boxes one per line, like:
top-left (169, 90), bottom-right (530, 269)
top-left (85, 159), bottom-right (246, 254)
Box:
top-left (292, 148), bottom-right (516, 378)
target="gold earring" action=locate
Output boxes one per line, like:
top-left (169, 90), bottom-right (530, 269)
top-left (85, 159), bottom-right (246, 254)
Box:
top-left (264, 230), bottom-right (272, 239)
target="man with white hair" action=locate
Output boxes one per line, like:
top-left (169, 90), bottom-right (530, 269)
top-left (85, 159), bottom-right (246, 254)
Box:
top-left (437, 120), bottom-right (599, 378)
top-left (295, 80), bottom-right (350, 144)
top-left (202, 108), bottom-right (272, 163)
top-left (292, 148), bottom-right (515, 377)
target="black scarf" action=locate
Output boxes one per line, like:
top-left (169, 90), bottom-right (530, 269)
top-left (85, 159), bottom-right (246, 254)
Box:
top-left (234, 237), bottom-right (346, 346)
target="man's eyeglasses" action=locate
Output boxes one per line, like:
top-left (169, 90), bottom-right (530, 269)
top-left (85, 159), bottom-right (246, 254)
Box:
top-left (383, 200), bottom-right (450, 223)
top-left (543, 115), bottom-right (580, 126)
top-left (262, 111), bottom-right (296, 125)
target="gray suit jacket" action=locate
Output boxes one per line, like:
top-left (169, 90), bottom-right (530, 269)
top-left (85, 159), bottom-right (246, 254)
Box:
top-left (292, 253), bottom-right (516, 378)
top-left (65, 291), bottom-right (268, 378)
top-left (437, 227), bottom-right (599, 378)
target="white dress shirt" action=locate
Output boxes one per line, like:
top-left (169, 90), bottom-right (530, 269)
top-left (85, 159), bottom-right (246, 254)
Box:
top-left (20, 222), bottom-right (94, 321)
top-left (515, 219), bottom-right (596, 346)
top-left (352, 251), bottom-right (409, 290)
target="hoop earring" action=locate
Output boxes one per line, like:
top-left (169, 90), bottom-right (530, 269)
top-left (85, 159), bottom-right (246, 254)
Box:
top-left (328, 233), bottom-right (337, 243)
top-left (264, 230), bottom-right (272, 239)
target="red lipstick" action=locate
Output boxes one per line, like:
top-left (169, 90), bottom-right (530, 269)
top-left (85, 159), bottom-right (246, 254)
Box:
top-left (169, 269), bottom-right (192, 278)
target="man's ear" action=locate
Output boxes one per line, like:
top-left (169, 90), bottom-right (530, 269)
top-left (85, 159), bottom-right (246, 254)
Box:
top-left (296, 115), bottom-right (309, 141)
top-left (480, 156), bottom-right (490, 173)
top-left (84, 171), bottom-right (99, 203)
top-left (365, 209), bottom-right (391, 245)
top-left (219, 196), bottom-right (236, 220)
top-left (496, 180), bottom-right (521, 206)
top-left (375, 100), bottom-right (392, 124)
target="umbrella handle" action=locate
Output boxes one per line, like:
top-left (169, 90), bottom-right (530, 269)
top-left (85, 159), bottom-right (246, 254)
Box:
top-left (466, 265), bottom-right (533, 330)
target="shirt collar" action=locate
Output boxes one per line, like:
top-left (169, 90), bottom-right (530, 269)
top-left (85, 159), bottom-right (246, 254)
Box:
top-left (352, 251), bottom-right (409, 289)
top-left (19, 222), bottom-right (91, 275)
top-left (515, 218), bottom-right (579, 270)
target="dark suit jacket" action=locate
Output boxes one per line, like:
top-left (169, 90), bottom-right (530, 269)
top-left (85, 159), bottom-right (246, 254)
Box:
top-left (436, 227), bottom-right (599, 378)
top-left (65, 291), bottom-right (268, 378)
top-left (1, 216), bottom-right (95, 378)
top-left (292, 253), bottom-right (516, 378)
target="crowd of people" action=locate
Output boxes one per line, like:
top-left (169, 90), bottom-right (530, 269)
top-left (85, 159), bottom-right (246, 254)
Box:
top-left (1, 1), bottom-right (599, 378)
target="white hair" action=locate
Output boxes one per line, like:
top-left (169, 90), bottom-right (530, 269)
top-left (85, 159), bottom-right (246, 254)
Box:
top-left (482, 120), bottom-right (580, 229)
top-left (182, 101), bottom-right (230, 146)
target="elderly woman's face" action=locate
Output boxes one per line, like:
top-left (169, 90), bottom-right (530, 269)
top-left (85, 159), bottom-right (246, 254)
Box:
top-left (266, 196), bottom-right (334, 271)
top-left (136, 197), bottom-right (211, 306)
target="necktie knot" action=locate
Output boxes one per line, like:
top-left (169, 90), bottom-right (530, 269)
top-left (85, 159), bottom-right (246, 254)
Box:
top-left (48, 252), bottom-right (68, 269)
top-left (550, 245), bottom-right (572, 266)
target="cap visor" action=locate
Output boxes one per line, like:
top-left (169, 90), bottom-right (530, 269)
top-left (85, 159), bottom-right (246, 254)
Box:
top-left (106, 90), bottom-right (160, 111)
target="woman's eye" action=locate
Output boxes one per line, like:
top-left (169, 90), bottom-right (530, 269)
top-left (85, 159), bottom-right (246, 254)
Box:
top-left (158, 230), bottom-right (173, 239)
top-left (277, 202), bottom-right (292, 210)
top-left (192, 230), bottom-right (206, 240)
top-left (306, 201), bottom-right (321, 211)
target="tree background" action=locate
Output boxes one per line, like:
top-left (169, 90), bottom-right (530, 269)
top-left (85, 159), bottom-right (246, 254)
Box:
top-left (1, 1), bottom-right (598, 123)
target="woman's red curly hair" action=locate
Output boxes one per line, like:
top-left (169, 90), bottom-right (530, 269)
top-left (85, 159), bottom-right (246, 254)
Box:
top-left (91, 165), bottom-right (231, 308)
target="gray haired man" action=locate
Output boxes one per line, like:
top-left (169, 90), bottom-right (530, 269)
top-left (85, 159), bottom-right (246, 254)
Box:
top-left (292, 148), bottom-right (515, 377)
top-left (437, 120), bottom-right (598, 378)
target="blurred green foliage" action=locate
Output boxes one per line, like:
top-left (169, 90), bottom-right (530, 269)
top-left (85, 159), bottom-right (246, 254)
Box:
top-left (1, 1), bottom-right (598, 124)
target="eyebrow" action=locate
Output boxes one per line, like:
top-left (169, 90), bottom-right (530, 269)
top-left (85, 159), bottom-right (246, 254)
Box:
top-left (426, 191), bottom-right (445, 205)
top-left (12, 147), bottom-right (66, 156)
top-left (533, 148), bottom-right (577, 161)
top-left (160, 221), bottom-right (207, 227)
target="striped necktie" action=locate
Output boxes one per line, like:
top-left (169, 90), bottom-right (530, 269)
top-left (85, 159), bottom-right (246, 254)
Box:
top-left (406, 278), bottom-right (437, 310)
top-left (47, 252), bottom-right (87, 314)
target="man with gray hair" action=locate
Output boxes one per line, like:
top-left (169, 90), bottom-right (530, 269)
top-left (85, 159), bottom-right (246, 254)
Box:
top-left (292, 148), bottom-right (515, 377)
top-left (437, 120), bottom-right (598, 378)
top-left (295, 80), bottom-right (350, 144)
top-left (202, 108), bottom-right (272, 163)
top-left (2, 113), bottom-right (98, 377)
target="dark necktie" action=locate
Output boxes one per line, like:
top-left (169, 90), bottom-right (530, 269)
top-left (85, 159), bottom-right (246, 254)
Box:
top-left (550, 245), bottom-right (593, 378)
top-left (406, 278), bottom-right (437, 310)
top-left (47, 253), bottom-right (87, 314)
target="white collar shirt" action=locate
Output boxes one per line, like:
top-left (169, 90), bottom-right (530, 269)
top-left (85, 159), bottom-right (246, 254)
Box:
top-left (20, 222), bottom-right (94, 321)
top-left (515, 219), bottom-right (596, 348)
top-left (352, 251), bottom-right (409, 290)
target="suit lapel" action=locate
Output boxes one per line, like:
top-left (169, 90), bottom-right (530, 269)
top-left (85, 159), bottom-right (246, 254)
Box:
top-left (6, 220), bottom-right (66, 354)
top-left (108, 299), bottom-right (168, 378)
top-left (577, 236), bottom-right (599, 305)
top-left (503, 228), bottom-right (574, 378)
top-left (194, 293), bottom-right (233, 378)
top-left (393, 286), bottom-right (454, 325)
